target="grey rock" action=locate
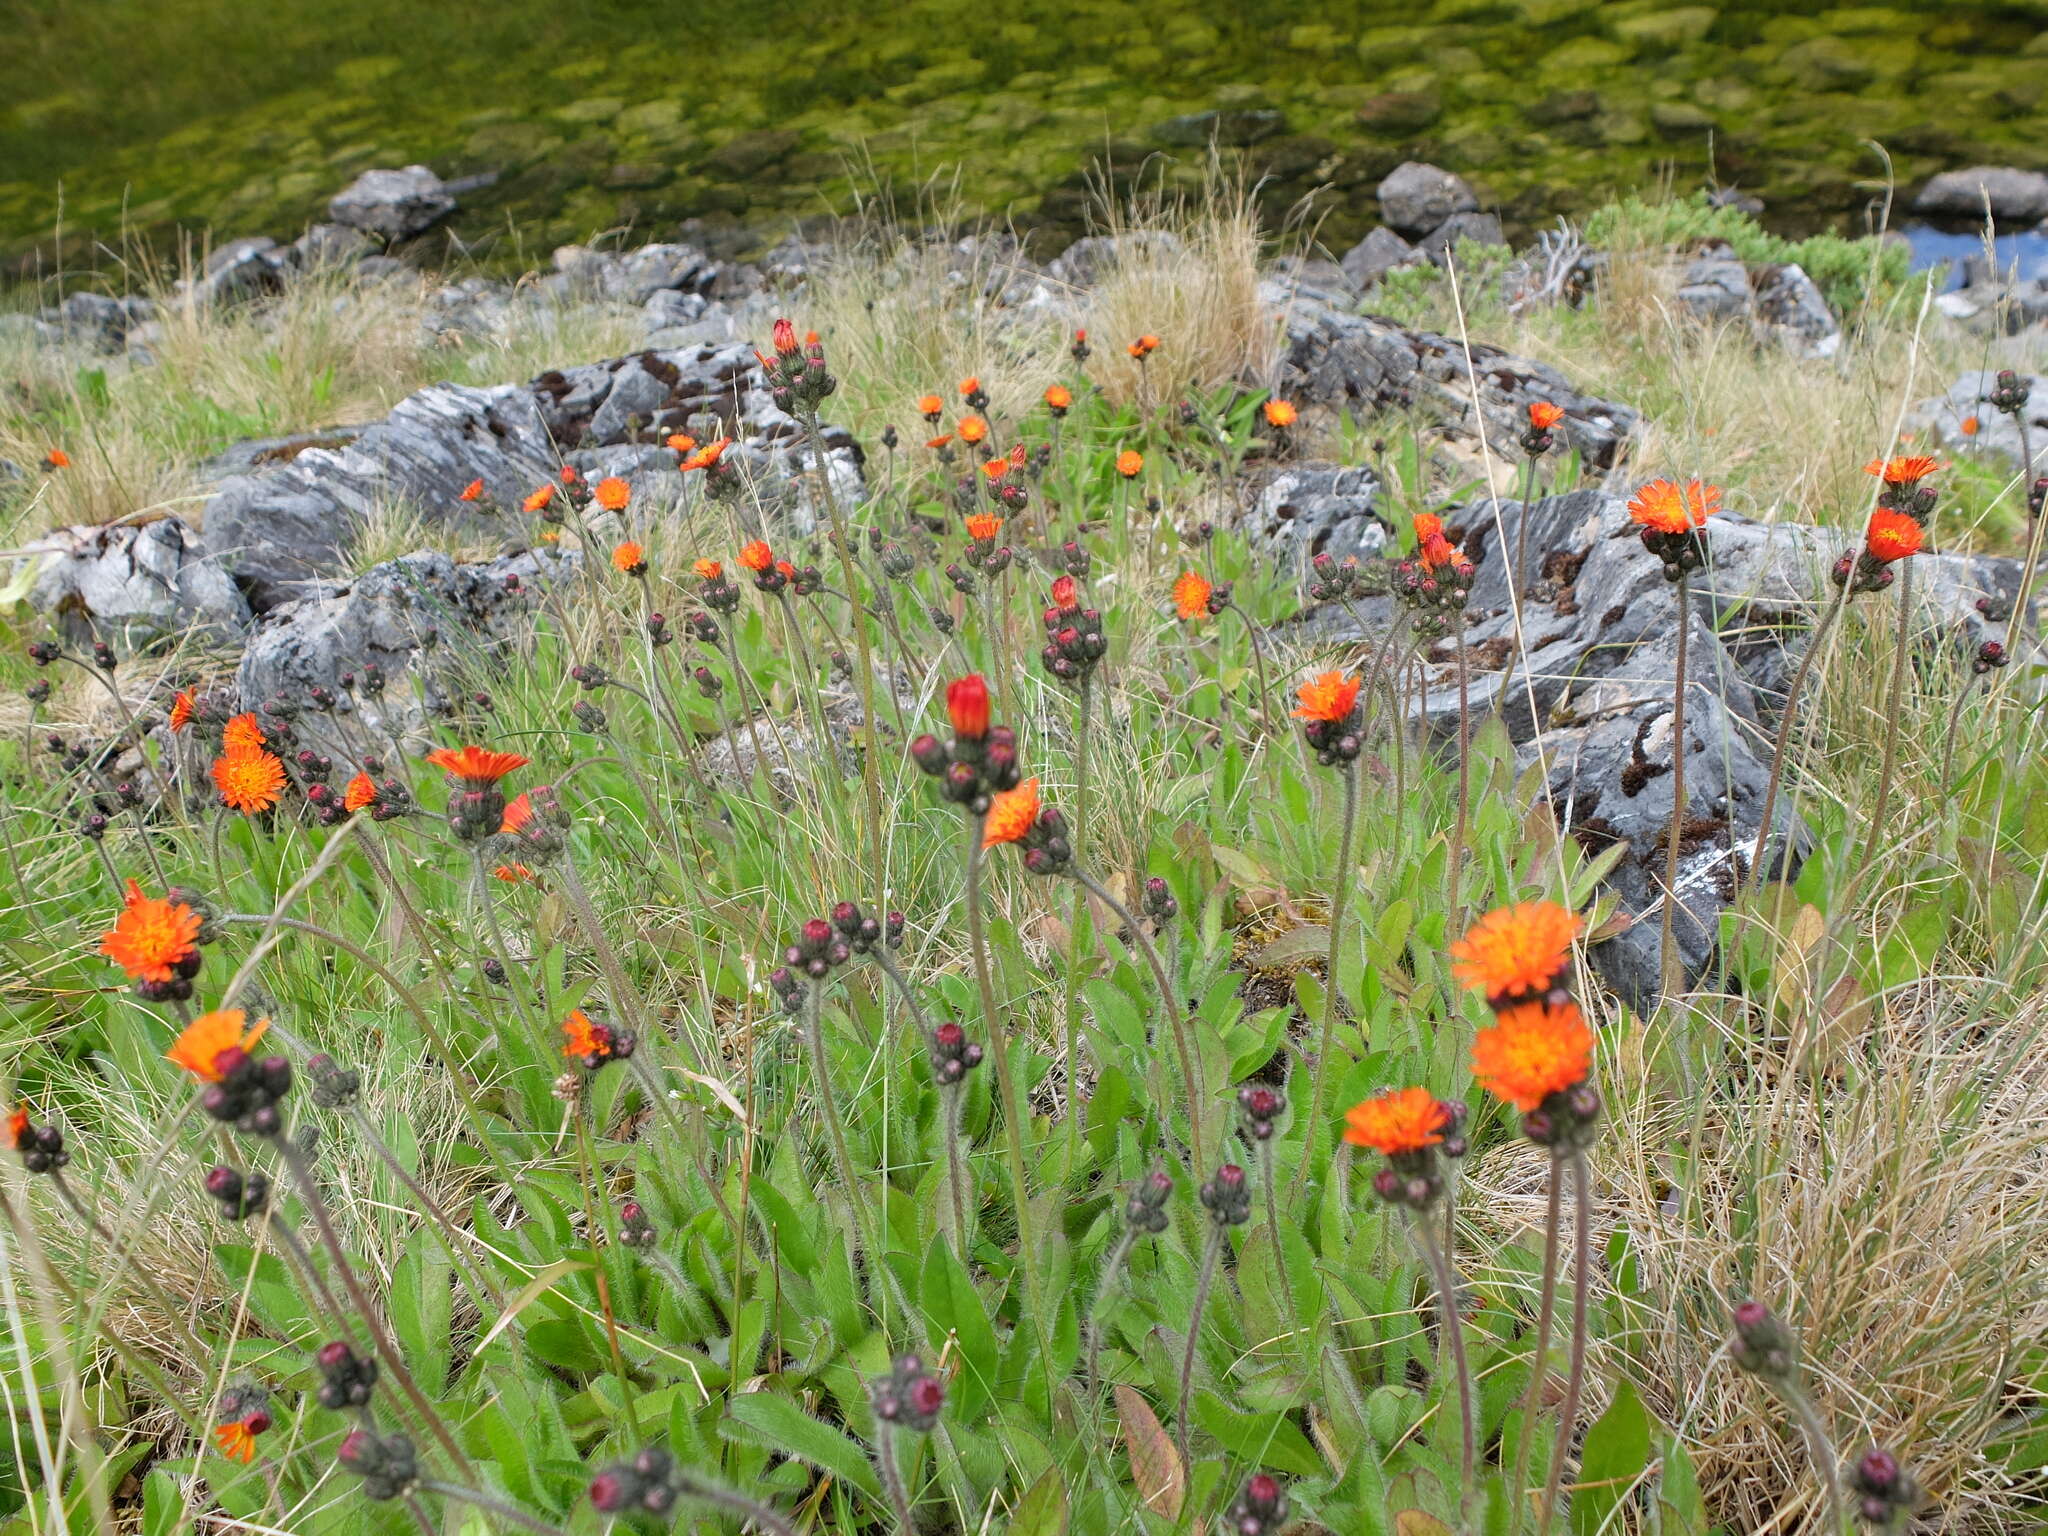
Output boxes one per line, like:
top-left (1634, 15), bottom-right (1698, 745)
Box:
top-left (1150, 108), bottom-right (1286, 147)
top-left (1908, 371), bottom-right (2048, 474)
top-left (1676, 252), bottom-right (1752, 320)
top-left (1912, 165), bottom-right (2048, 225)
top-left (328, 165), bottom-right (458, 241)
top-left (1416, 211), bottom-right (1506, 264)
top-left (1376, 162), bottom-right (1479, 239)
top-left (1047, 232), bottom-right (1184, 288)
top-left (1705, 185), bottom-right (1765, 217)
top-left (1751, 262), bottom-right (1840, 358)
top-left (20, 517), bottom-right (249, 645)
top-left (189, 238), bottom-right (295, 306)
top-left (205, 236), bottom-right (280, 276)
top-left (291, 223), bottom-right (377, 269)
top-left (1265, 255), bottom-right (1361, 309)
top-left (42, 291), bottom-right (154, 352)
top-left (1243, 463), bottom-right (1387, 572)
top-left (547, 242), bottom-right (716, 304)
top-left (643, 289), bottom-right (711, 333)
top-left (1338, 226), bottom-right (1419, 290)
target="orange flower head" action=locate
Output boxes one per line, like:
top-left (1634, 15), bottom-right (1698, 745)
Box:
top-left (1627, 478), bottom-right (1720, 535)
top-left (594, 476), bottom-right (631, 512)
top-left (561, 466), bottom-right (581, 484)
top-left (1045, 384), bottom-right (1072, 412)
top-left (693, 558), bottom-right (723, 581)
top-left (169, 689), bottom-right (196, 733)
top-left (5, 1104), bottom-right (28, 1150)
top-left (493, 863), bottom-right (535, 883)
top-left (343, 771), bottom-right (377, 813)
top-left (725, 540), bottom-right (766, 573)
top-left (1961, 415), bottom-right (1980, 437)
top-left (1263, 399), bottom-right (1298, 429)
top-left (1115, 449), bottom-right (1143, 478)
top-left (926, 434), bottom-right (954, 450)
top-left (1412, 512), bottom-right (1444, 544)
top-left (561, 1008), bottom-right (618, 1062)
top-left (1527, 400), bottom-right (1566, 431)
top-left (222, 712), bottom-right (266, 752)
top-left (958, 376), bottom-right (980, 399)
top-left (980, 456), bottom-right (1010, 483)
top-left (1343, 1086), bottom-right (1450, 1155)
top-left (1449, 900), bottom-right (1582, 1002)
top-left (681, 439), bottom-right (732, 472)
top-left (918, 393), bottom-right (944, 420)
top-left (523, 484), bottom-right (556, 513)
top-left (459, 478), bottom-right (484, 502)
top-left (946, 674), bottom-right (991, 740)
top-left (666, 432), bottom-right (698, 456)
top-left (100, 892), bottom-right (203, 983)
top-left (501, 791), bottom-right (534, 834)
top-left (771, 317), bottom-right (800, 356)
top-left (1293, 670), bottom-right (1362, 724)
top-left (1419, 534), bottom-right (1457, 570)
top-left (611, 541), bottom-right (646, 575)
top-left (966, 511), bottom-right (1003, 542)
top-left (212, 748), bottom-right (286, 815)
top-left (1865, 507), bottom-right (1924, 564)
top-left (958, 415), bottom-right (989, 445)
top-left (775, 559), bottom-right (797, 582)
top-left (1174, 570), bottom-right (1213, 621)
top-left (1128, 334), bottom-right (1160, 359)
top-left (44, 449), bottom-right (70, 469)
top-left (1050, 574), bottom-right (1078, 610)
top-left (1863, 455), bottom-right (1943, 487)
top-left (982, 776), bottom-right (1041, 847)
top-left (213, 1418), bottom-right (262, 1464)
top-left (167, 1009), bottom-right (269, 1083)
top-left (424, 746), bottom-right (528, 787)
top-left (1471, 1000), bottom-right (1594, 1112)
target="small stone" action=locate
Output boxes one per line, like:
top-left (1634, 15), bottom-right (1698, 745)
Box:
top-left (1338, 226), bottom-right (1418, 289)
top-left (328, 165), bottom-right (458, 240)
top-left (1376, 161), bottom-right (1479, 237)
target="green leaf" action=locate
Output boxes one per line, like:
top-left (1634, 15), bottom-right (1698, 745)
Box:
top-left (1571, 1378), bottom-right (1653, 1535)
top-left (1008, 1464), bottom-right (1070, 1536)
top-left (1193, 1391), bottom-right (1323, 1476)
top-left (921, 1235), bottom-right (1001, 1421)
top-left (1654, 1434), bottom-right (1708, 1536)
top-left (721, 1392), bottom-right (882, 1500)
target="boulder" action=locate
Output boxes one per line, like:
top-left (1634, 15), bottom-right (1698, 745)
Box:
top-left (1751, 263), bottom-right (1840, 359)
top-left (40, 291), bottom-right (155, 353)
top-left (1376, 162), bottom-right (1479, 239)
top-left (19, 517), bottom-right (250, 646)
top-left (1338, 226), bottom-right (1419, 289)
top-left (1416, 211), bottom-right (1506, 265)
top-left (1242, 463), bottom-right (1387, 573)
top-left (1912, 166), bottom-right (2048, 226)
top-left (328, 165), bottom-right (459, 241)
top-left (1676, 252), bottom-right (1752, 320)
top-left (291, 223), bottom-right (378, 270)
top-left (1907, 371), bottom-right (2048, 474)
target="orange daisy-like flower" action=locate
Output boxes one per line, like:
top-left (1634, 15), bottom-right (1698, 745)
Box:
top-left (1173, 570), bottom-right (1213, 621)
top-left (1626, 478), bottom-right (1720, 535)
top-left (459, 478), bottom-right (485, 502)
top-left (594, 476), bottom-right (631, 512)
top-left (1045, 384), bottom-right (1072, 412)
top-left (1471, 999), bottom-right (1594, 1113)
top-left (343, 771), bottom-right (377, 813)
top-left (1263, 399), bottom-right (1298, 429)
top-left (493, 863), bottom-right (535, 883)
top-left (523, 485), bottom-right (556, 514)
top-left (169, 689), bottom-right (196, 733)
top-left (1342, 1086), bottom-right (1450, 1155)
top-left (166, 1009), bottom-right (269, 1084)
top-left (1527, 400), bottom-right (1566, 431)
top-left (693, 558), bottom-right (723, 581)
top-left (212, 748), bottom-right (286, 815)
top-left (1865, 507), bottom-right (1924, 564)
top-left (1115, 449), bottom-right (1143, 478)
top-left (980, 456), bottom-right (1010, 483)
top-left (680, 439), bottom-right (732, 472)
top-left (1863, 455), bottom-right (1943, 487)
top-left (539, 529), bottom-right (561, 544)
top-left (1128, 334), bottom-right (1160, 359)
top-left (1448, 900), bottom-right (1582, 1002)
top-left (666, 432), bottom-right (698, 456)
top-left (926, 434), bottom-right (954, 450)
top-left (1293, 670), bottom-right (1362, 723)
top-left (562, 1009), bottom-right (611, 1060)
top-left (982, 776), bottom-right (1041, 847)
top-left (213, 1418), bottom-right (263, 1464)
top-left (918, 393), bottom-right (944, 420)
top-left (424, 745), bottom-right (529, 787)
top-left (958, 376), bottom-right (980, 399)
top-left (561, 466), bottom-right (581, 485)
top-left (1413, 512), bottom-right (1444, 543)
top-left (501, 792), bottom-right (534, 833)
top-left (611, 541), bottom-right (646, 575)
top-left (738, 539), bottom-right (774, 572)
top-left (44, 449), bottom-right (70, 469)
top-left (1961, 415), bottom-right (1980, 437)
top-left (966, 511), bottom-right (1003, 543)
top-left (5, 1104), bottom-right (28, 1150)
top-left (957, 415), bottom-right (989, 445)
top-left (1419, 534), bottom-right (1457, 570)
top-left (221, 712), bottom-right (266, 752)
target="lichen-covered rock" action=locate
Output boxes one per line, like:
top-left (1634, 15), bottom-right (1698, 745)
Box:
top-left (328, 165), bottom-right (458, 241)
top-left (1242, 462), bottom-right (1387, 572)
top-left (1416, 211), bottom-right (1505, 263)
top-left (20, 517), bottom-right (250, 646)
top-left (1376, 162), bottom-right (1479, 238)
top-left (1338, 226), bottom-right (1419, 289)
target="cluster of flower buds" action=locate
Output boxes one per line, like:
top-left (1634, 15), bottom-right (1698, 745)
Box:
top-left (1367, 1096), bottom-right (1470, 1211)
top-left (498, 784), bottom-right (569, 867)
top-left (7, 1107), bottom-right (68, 1175)
top-left (980, 447), bottom-right (1030, 511)
top-left (1070, 329), bottom-right (1091, 365)
top-left (589, 1445), bottom-right (693, 1516)
top-left (1059, 540), bottom-right (1091, 579)
top-left (945, 560), bottom-right (977, 596)
top-left (1123, 1168), bottom-right (1174, 1234)
top-left (1040, 575), bottom-right (1108, 687)
top-left (1199, 1163), bottom-right (1252, 1226)
top-left (1849, 1449), bottom-right (1920, 1532)
top-left (1521, 1077), bottom-right (1600, 1151)
top-left (757, 318), bottom-right (836, 413)
top-left (683, 611), bottom-right (721, 647)
top-left (879, 543), bottom-right (918, 581)
top-left (343, 662), bottom-right (386, 698)
top-left (1226, 1474), bottom-right (1289, 1536)
top-left (870, 1354), bottom-right (946, 1433)
top-left (1729, 1299), bottom-right (1798, 1384)
top-left (570, 698), bottom-right (608, 733)
top-left (1142, 876), bottom-right (1178, 922)
top-left (646, 612), bottom-right (671, 647)
top-left (26, 639), bottom-right (61, 667)
top-left (698, 563), bottom-right (743, 615)
top-left (570, 662), bottom-right (610, 692)
top-left (24, 679), bottom-right (49, 705)
top-left (911, 675), bottom-right (1022, 816)
top-left (927, 1021), bottom-right (985, 1086)
top-left (316, 1341), bottom-right (379, 1410)
top-left (306, 1053), bottom-right (362, 1111)
top-left (1236, 1083), bottom-right (1287, 1142)
top-left (619, 1199), bottom-right (658, 1248)
top-left (202, 1049), bottom-right (294, 1137)
top-left (693, 665), bottom-right (723, 698)
top-left (90, 639), bottom-right (117, 671)
top-left (336, 1428), bottom-right (416, 1502)
top-left (1974, 640), bottom-right (2009, 676)
top-left (1989, 368), bottom-right (2032, 417)
top-left (204, 1165), bottom-right (270, 1219)
top-left (1393, 527), bottom-right (1476, 640)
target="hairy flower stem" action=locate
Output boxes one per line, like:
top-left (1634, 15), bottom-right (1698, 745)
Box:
top-left (1291, 761), bottom-right (1359, 1208)
top-left (940, 1082), bottom-right (971, 1256)
top-left (1410, 1209), bottom-right (1476, 1498)
top-left (1774, 1379), bottom-right (1852, 1536)
top-left (1071, 866), bottom-right (1204, 1167)
top-left (1058, 675), bottom-right (1095, 1171)
top-left (875, 1424), bottom-right (918, 1536)
top-left (1225, 603), bottom-right (1278, 743)
top-left (802, 984), bottom-right (883, 1289)
top-left (1084, 1228), bottom-right (1139, 1398)
top-left (673, 1475), bottom-right (804, 1536)
top-left (416, 1479), bottom-right (570, 1536)
top-left (270, 1135), bottom-right (474, 1476)
top-left (1538, 1147), bottom-right (1595, 1536)
top-left (1257, 1138), bottom-right (1296, 1326)
top-left (1513, 455), bottom-right (1541, 600)
top-left (1938, 670), bottom-right (1985, 790)
top-left (1849, 559), bottom-right (1915, 901)
top-left (1658, 572), bottom-right (1692, 1002)
top-left (1176, 1223), bottom-right (1226, 1466)
top-left (1449, 610), bottom-right (1472, 925)
top-left (1510, 1159), bottom-right (1565, 1529)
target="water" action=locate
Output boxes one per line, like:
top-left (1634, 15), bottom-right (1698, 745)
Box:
top-left (4, 0), bottom-right (2046, 273)
top-left (1900, 224), bottom-right (2048, 290)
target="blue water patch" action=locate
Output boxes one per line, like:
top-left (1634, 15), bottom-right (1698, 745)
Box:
top-left (1901, 225), bottom-right (2048, 290)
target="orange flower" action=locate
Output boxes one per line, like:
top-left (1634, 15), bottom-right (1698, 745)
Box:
top-left (694, 558), bottom-right (723, 581)
top-left (611, 541), bottom-right (646, 575)
top-left (1527, 400), bottom-right (1565, 431)
top-left (1412, 512), bottom-right (1444, 544)
top-left (1263, 399), bottom-right (1298, 429)
top-left (101, 892), bottom-right (201, 982)
top-left (169, 689), bottom-right (195, 733)
top-left (1044, 384), bottom-right (1072, 412)
top-left (1115, 449), bottom-right (1143, 478)
top-left (723, 541), bottom-right (765, 575)
top-left (594, 476), bottom-right (631, 512)
top-left (1342, 1086), bottom-right (1450, 1155)
top-left (1449, 900), bottom-right (1582, 1001)
top-left (966, 511), bottom-right (1003, 542)
top-left (1419, 534), bottom-right (1457, 570)
top-left (493, 863), bottom-right (535, 883)
top-left (1863, 456), bottom-right (1943, 487)
top-left (983, 776), bottom-right (1041, 847)
top-left (957, 415), bottom-right (989, 445)
top-left (5, 1104), bottom-right (28, 1150)
top-left (1471, 999), bottom-right (1594, 1112)
top-left (981, 456), bottom-right (1010, 483)
top-left (681, 439), bottom-right (732, 472)
top-left (1128, 334), bottom-right (1160, 359)
top-left (221, 712), bottom-right (266, 752)
top-left (1864, 507), bottom-right (1923, 563)
top-left (927, 434), bottom-right (954, 450)
top-left (424, 746), bottom-right (528, 786)
top-left (1293, 671), bottom-right (1362, 723)
top-left (213, 1418), bottom-right (261, 1464)
top-left (1961, 415), bottom-right (1980, 437)
top-left (166, 1009), bottom-right (269, 1083)
top-left (212, 748), bottom-right (286, 814)
top-left (44, 449), bottom-right (70, 469)
top-left (918, 393), bottom-right (944, 420)
top-left (561, 466), bottom-right (581, 484)
top-left (1626, 478), bottom-right (1720, 535)
top-left (499, 792), bottom-right (533, 834)
top-left (958, 376), bottom-right (980, 399)
top-left (539, 530), bottom-right (561, 544)
top-left (523, 485), bottom-right (556, 514)
top-left (1173, 570), bottom-right (1213, 621)
top-left (666, 432), bottom-right (698, 455)
top-left (946, 674), bottom-right (991, 739)
top-left (343, 771), bottom-right (377, 813)
top-left (562, 1008), bottom-right (612, 1060)
top-left (459, 478), bottom-right (484, 502)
